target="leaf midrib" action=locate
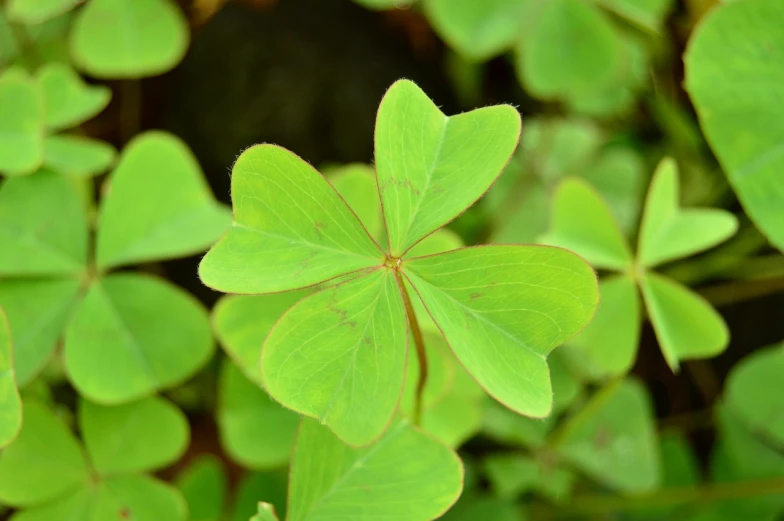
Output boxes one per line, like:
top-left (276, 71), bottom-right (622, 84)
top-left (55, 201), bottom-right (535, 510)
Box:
top-left (396, 113), bottom-right (449, 254)
top-left (406, 271), bottom-right (564, 360)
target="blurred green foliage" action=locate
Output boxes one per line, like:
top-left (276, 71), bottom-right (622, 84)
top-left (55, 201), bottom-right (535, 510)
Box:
top-left (0, 0), bottom-right (783, 520)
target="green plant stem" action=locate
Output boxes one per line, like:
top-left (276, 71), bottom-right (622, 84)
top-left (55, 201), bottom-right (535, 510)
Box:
top-left (393, 268), bottom-right (427, 426)
top-left (533, 477), bottom-right (784, 519)
top-left (698, 275), bottom-right (784, 308)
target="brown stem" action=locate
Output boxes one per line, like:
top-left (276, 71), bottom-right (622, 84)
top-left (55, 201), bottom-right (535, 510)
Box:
top-left (393, 268), bottom-right (427, 426)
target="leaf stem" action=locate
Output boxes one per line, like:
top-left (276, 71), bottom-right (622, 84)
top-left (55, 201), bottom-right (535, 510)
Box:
top-left (532, 476), bottom-right (784, 519)
top-left (393, 268), bottom-right (427, 426)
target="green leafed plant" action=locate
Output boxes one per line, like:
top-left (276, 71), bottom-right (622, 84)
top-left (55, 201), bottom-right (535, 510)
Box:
top-left (175, 455), bottom-right (228, 521)
top-left (199, 79), bottom-right (600, 446)
top-left (267, 417), bottom-right (463, 521)
top-left (552, 377), bottom-right (660, 493)
top-left (0, 64), bottom-right (114, 178)
top-left (541, 158), bottom-right (737, 375)
top-left (69, 0), bottom-right (190, 79)
top-left (0, 131), bottom-right (230, 402)
top-left (0, 397), bottom-right (189, 520)
top-left (685, 0), bottom-right (784, 253)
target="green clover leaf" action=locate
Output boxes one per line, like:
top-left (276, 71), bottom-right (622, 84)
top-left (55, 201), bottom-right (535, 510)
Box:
top-left (218, 360), bottom-right (299, 469)
top-left (35, 63), bottom-right (111, 131)
top-left (0, 131), bottom-right (228, 402)
top-left (686, 0), bottom-right (784, 252)
top-left (285, 418), bottom-right (463, 521)
top-left (0, 398), bottom-right (188, 521)
top-left (199, 79), bottom-right (599, 446)
top-left (175, 455), bottom-right (228, 521)
top-left (69, 0), bottom-right (190, 79)
top-left (553, 377), bottom-right (661, 493)
top-left (0, 68), bottom-right (45, 177)
top-left (541, 158), bottom-right (736, 373)
top-left (6, 0), bottom-right (81, 25)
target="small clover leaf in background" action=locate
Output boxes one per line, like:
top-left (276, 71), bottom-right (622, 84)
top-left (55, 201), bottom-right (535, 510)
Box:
top-left (686, 0), bottom-right (784, 252)
top-left (42, 134), bottom-right (117, 178)
top-left (553, 377), bottom-right (660, 493)
top-left (200, 79), bottom-right (599, 447)
top-left (5, 0), bottom-right (81, 24)
top-left (541, 158), bottom-right (736, 375)
top-left (0, 62), bottom-right (115, 178)
top-left (36, 63), bottom-right (111, 132)
top-left (175, 455), bottom-right (228, 521)
top-left (218, 360), bottom-right (299, 469)
top-left (0, 309), bottom-right (22, 448)
top-left (0, 398), bottom-right (189, 520)
top-left (69, 0), bottom-right (190, 79)
top-left (96, 132), bottom-right (232, 268)
top-left (708, 402), bottom-right (784, 520)
top-left (0, 131), bottom-right (229, 402)
top-left (0, 67), bottom-right (45, 176)
top-left (284, 418), bottom-right (463, 521)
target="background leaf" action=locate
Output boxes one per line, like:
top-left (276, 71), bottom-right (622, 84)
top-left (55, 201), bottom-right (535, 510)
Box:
top-left (65, 273), bottom-right (214, 403)
top-left (96, 131), bottom-right (230, 270)
top-left (218, 360), bottom-right (299, 469)
top-left (0, 169), bottom-right (88, 276)
top-left (91, 475), bottom-right (187, 521)
top-left (594, 0), bottom-right (672, 31)
top-left (230, 471), bottom-right (288, 521)
top-left (175, 455), bottom-right (227, 521)
top-left (566, 274), bottom-right (640, 378)
top-left (725, 344), bottom-right (784, 447)
top-left (555, 378), bottom-right (660, 493)
top-left (261, 269), bottom-right (407, 446)
top-left (423, 0), bottom-right (533, 61)
top-left (0, 278), bottom-right (82, 386)
top-left (518, 0), bottom-right (623, 100)
top-left (36, 63), bottom-right (111, 130)
top-left (637, 159), bottom-right (737, 268)
top-left (326, 163), bottom-right (384, 242)
top-left (0, 309), bottom-right (22, 448)
top-left (375, 79), bottom-right (521, 255)
top-left (685, 0), bottom-right (784, 252)
top-left (6, 0), bottom-right (80, 24)
top-left (0, 400), bottom-right (89, 506)
top-left (405, 245), bottom-right (598, 418)
top-left (0, 68), bottom-right (44, 176)
top-left (640, 271), bottom-right (729, 370)
top-left (213, 291), bottom-right (308, 384)
top-left (80, 396), bottom-right (190, 475)
top-left (43, 135), bottom-right (116, 177)
top-left (287, 418), bottom-right (463, 521)
top-left (540, 177), bottom-right (633, 270)
top-left (199, 144), bottom-right (382, 294)
top-left (69, 0), bottom-right (190, 78)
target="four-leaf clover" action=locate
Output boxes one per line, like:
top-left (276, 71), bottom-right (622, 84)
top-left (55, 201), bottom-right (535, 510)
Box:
top-left (199, 79), bottom-right (599, 446)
